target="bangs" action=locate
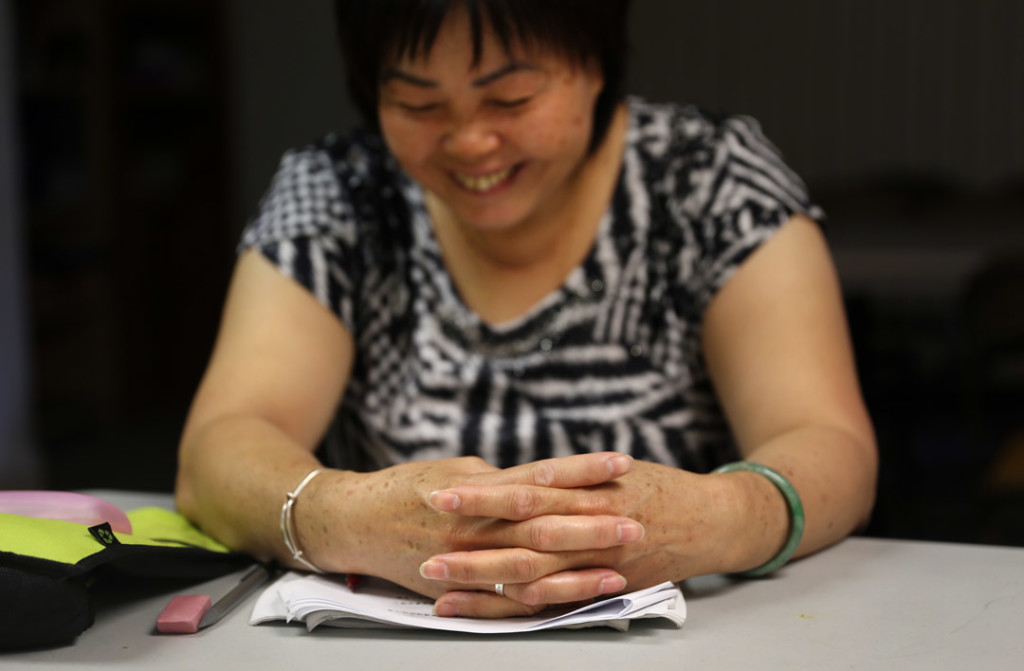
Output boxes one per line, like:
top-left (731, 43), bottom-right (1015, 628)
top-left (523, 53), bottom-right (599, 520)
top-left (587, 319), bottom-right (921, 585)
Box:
top-left (386, 0), bottom-right (591, 68)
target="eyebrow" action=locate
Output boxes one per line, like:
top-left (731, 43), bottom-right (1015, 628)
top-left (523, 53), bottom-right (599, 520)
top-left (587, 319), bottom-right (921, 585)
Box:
top-left (381, 62), bottom-right (538, 88)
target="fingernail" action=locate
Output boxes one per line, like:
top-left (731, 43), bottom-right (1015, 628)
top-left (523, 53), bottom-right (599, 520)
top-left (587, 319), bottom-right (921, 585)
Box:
top-left (617, 521), bottom-right (645, 543)
top-left (606, 454), bottom-right (633, 477)
top-left (599, 575), bottom-right (627, 594)
top-left (419, 560), bottom-right (449, 580)
top-left (434, 601), bottom-right (459, 617)
top-left (429, 490), bottom-right (460, 511)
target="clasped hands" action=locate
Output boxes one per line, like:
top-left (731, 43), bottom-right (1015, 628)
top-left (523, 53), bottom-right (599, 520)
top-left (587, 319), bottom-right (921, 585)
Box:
top-left (423, 452), bottom-right (643, 619)
top-left (337, 452), bottom-right (701, 619)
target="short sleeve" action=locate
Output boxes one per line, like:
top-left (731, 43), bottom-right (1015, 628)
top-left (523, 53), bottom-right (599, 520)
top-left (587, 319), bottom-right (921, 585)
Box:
top-left (665, 112), bottom-right (825, 317)
top-left (239, 145), bottom-right (361, 333)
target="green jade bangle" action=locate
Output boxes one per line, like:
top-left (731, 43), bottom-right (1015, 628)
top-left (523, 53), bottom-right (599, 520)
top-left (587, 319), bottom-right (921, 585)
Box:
top-left (712, 461), bottom-right (805, 578)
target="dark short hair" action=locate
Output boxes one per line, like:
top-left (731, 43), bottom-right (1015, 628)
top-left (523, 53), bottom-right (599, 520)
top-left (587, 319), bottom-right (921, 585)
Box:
top-left (333, 0), bottom-right (631, 153)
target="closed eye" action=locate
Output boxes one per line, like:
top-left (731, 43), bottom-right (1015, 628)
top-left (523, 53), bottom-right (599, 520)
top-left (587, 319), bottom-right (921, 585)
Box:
top-left (490, 97), bottom-right (532, 109)
top-left (398, 102), bottom-right (441, 113)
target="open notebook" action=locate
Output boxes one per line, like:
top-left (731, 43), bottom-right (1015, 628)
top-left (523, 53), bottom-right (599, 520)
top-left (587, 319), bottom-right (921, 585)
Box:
top-left (250, 572), bottom-right (685, 634)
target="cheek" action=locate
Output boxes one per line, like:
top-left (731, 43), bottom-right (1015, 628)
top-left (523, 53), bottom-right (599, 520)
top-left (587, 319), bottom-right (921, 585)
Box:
top-left (379, 113), bottom-right (434, 168)
top-left (525, 105), bottom-right (590, 156)
top-left (523, 78), bottom-right (596, 157)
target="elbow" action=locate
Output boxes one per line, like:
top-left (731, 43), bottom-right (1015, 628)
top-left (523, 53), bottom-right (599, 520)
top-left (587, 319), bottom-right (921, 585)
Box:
top-left (173, 427), bottom-right (203, 523)
top-left (851, 428), bottom-right (880, 531)
top-left (173, 469), bottom-right (197, 522)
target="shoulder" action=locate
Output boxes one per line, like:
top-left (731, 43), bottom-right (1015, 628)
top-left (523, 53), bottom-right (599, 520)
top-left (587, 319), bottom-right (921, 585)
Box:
top-left (623, 99), bottom-right (823, 314)
top-left (239, 130), bottom-right (413, 331)
top-left (243, 129), bottom-right (409, 248)
top-left (626, 97), bottom-right (819, 223)
top-left (627, 97), bottom-right (716, 159)
top-left (266, 129), bottom-right (398, 211)
top-left (629, 97), bottom-right (777, 160)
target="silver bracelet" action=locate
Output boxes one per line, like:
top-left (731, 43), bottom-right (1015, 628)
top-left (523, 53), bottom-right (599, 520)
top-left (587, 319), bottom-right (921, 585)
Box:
top-left (280, 467), bottom-right (326, 573)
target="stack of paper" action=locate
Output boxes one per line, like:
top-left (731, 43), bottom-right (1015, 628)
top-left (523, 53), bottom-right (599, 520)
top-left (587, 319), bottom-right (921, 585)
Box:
top-left (250, 572), bottom-right (685, 634)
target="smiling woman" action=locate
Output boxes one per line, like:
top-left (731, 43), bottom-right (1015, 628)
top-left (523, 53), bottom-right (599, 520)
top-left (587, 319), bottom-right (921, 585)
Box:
top-left (175, 0), bottom-right (877, 621)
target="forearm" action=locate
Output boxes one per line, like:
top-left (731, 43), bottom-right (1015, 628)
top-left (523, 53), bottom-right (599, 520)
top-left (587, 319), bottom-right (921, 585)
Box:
top-left (714, 423), bottom-right (878, 573)
top-left (561, 424), bottom-right (877, 584)
top-left (175, 414), bottom-right (468, 583)
top-left (174, 414), bottom-right (341, 568)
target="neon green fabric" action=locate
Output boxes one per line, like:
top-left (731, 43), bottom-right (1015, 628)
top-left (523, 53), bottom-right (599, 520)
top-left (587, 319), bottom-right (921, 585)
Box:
top-left (124, 507), bottom-right (231, 553)
top-left (0, 507), bottom-right (229, 564)
top-left (1, 513), bottom-right (104, 564)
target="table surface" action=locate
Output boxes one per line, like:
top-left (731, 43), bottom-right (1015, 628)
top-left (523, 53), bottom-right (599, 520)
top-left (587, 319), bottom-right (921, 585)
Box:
top-left (4, 491), bottom-right (1023, 670)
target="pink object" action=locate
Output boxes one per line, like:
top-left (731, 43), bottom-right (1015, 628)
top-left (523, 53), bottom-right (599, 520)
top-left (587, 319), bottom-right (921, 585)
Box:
top-left (156, 595), bottom-right (212, 634)
top-left (0, 490), bottom-right (132, 534)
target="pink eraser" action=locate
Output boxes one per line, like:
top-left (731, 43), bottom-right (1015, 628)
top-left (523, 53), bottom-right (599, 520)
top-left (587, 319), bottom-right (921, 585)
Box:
top-left (156, 595), bottom-right (212, 634)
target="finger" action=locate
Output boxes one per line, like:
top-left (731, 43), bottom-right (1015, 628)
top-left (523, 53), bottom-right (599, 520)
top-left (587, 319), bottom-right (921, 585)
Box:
top-left (509, 515), bottom-right (645, 550)
top-left (477, 452), bottom-right (633, 489)
top-left (433, 591), bottom-right (547, 619)
top-left (471, 515), bottom-right (643, 551)
top-left (429, 484), bottom-right (618, 519)
top-left (505, 568), bottom-right (627, 606)
top-left (421, 546), bottom-right (616, 585)
top-left (433, 569), bottom-right (627, 618)
top-left (420, 548), bottom-right (567, 584)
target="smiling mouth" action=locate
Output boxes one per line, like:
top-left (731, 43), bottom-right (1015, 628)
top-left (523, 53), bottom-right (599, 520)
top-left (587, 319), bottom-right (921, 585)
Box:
top-left (451, 165), bottom-right (520, 193)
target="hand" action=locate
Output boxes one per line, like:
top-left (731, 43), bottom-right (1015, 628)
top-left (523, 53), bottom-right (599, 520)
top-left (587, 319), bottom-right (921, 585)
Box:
top-left (424, 460), bottom-right (730, 618)
top-left (311, 452), bottom-right (642, 603)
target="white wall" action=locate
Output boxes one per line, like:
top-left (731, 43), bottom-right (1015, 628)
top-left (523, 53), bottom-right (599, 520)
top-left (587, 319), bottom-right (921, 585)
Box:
top-left (0, 0), bottom-right (40, 487)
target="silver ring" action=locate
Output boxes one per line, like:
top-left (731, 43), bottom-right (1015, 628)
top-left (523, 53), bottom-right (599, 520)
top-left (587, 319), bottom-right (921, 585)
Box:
top-left (495, 583), bottom-right (505, 597)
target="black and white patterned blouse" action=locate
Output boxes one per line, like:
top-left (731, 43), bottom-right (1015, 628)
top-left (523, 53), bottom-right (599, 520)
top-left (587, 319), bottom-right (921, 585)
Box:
top-left (240, 98), bottom-right (823, 473)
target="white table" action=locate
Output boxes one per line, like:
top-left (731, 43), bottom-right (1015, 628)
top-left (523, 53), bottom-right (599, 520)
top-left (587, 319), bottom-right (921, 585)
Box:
top-left (4, 492), bottom-right (1022, 670)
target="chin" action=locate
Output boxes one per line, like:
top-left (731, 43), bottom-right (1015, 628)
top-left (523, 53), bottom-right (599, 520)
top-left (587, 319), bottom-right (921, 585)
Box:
top-left (436, 187), bottom-right (533, 232)
top-left (453, 209), bottom-right (529, 233)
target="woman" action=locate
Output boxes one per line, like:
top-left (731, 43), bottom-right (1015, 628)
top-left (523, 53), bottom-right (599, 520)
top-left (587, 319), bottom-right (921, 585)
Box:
top-left (175, 0), bottom-right (877, 619)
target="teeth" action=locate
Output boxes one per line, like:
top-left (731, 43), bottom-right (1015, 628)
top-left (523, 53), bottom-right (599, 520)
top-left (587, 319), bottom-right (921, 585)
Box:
top-left (453, 166), bottom-right (514, 192)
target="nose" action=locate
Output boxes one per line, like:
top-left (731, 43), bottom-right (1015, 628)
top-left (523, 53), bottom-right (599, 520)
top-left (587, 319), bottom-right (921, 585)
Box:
top-left (442, 118), bottom-right (500, 160)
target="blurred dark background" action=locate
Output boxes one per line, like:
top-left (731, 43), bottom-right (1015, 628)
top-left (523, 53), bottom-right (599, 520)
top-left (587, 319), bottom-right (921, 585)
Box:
top-left (1, 1), bottom-right (1022, 546)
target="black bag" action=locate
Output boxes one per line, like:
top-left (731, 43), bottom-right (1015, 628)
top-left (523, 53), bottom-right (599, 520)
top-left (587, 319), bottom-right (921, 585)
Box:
top-left (0, 507), bottom-right (250, 650)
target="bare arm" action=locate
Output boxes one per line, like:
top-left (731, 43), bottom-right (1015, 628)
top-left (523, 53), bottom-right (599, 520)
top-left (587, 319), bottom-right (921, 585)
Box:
top-left (701, 215), bottom-right (877, 560)
top-left (175, 250), bottom-right (353, 560)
